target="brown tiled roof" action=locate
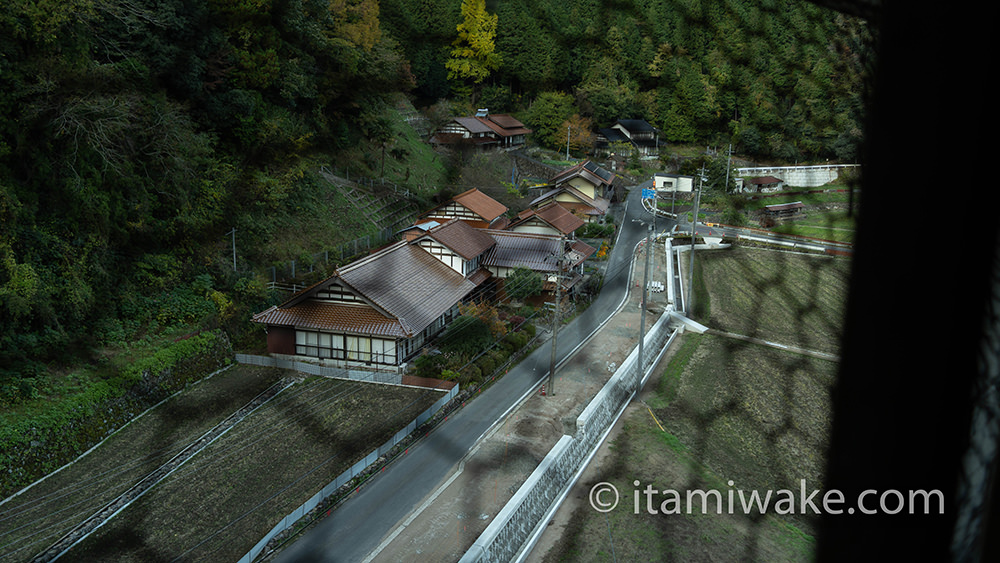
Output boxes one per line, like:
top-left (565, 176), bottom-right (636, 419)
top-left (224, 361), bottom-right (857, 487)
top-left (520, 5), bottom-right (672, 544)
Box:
top-left (254, 241), bottom-right (475, 337)
top-left (486, 114), bottom-right (526, 129)
top-left (421, 219), bottom-right (496, 259)
top-left (467, 267), bottom-right (492, 286)
top-left (567, 240), bottom-right (597, 266)
top-left (339, 242), bottom-right (475, 335)
top-left (480, 114), bottom-right (532, 137)
top-left (452, 188), bottom-right (508, 222)
top-left (252, 302), bottom-right (408, 337)
top-left (510, 203), bottom-right (584, 235)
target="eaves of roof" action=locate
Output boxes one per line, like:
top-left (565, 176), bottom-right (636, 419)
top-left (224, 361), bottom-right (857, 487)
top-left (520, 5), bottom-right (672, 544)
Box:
top-left (420, 218), bottom-right (496, 260)
top-left (252, 302), bottom-right (409, 338)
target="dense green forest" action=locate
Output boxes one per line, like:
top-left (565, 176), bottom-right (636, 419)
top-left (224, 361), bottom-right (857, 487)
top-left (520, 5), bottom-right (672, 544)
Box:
top-left (0, 0), bottom-right (868, 401)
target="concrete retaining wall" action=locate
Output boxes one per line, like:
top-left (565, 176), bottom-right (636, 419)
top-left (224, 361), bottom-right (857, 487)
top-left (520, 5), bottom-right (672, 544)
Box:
top-left (235, 354), bottom-right (403, 385)
top-left (461, 236), bottom-right (680, 563)
top-left (737, 164), bottom-right (858, 188)
top-left (239, 383), bottom-right (458, 563)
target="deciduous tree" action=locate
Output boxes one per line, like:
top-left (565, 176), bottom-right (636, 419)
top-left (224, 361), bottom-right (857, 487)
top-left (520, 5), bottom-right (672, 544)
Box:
top-left (445, 0), bottom-right (501, 89)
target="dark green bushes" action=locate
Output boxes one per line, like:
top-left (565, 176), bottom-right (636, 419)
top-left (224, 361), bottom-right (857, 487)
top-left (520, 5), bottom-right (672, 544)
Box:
top-left (0, 330), bottom-right (233, 498)
top-left (410, 312), bottom-right (537, 388)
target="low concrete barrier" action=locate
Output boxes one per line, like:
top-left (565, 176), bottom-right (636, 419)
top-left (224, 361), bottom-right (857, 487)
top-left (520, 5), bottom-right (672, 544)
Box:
top-left (239, 383), bottom-right (458, 563)
top-left (461, 240), bottom-right (680, 563)
top-left (235, 354), bottom-right (403, 385)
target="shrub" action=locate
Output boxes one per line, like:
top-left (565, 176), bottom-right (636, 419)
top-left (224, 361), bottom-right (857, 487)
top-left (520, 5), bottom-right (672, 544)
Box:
top-left (440, 315), bottom-right (493, 357)
top-left (523, 322), bottom-right (537, 339)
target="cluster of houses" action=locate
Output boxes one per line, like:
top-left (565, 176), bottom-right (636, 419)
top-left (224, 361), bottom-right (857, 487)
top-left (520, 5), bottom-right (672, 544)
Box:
top-left (430, 109), bottom-right (665, 164)
top-left (252, 161), bottom-right (620, 373)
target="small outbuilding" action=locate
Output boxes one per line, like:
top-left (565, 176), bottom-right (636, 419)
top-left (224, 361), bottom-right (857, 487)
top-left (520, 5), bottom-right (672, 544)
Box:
top-left (761, 201), bottom-right (805, 219)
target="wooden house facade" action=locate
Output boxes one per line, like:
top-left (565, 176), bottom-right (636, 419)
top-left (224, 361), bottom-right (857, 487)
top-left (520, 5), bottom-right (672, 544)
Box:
top-left (429, 110), bottom-right (531, 152)
top-left (507, 202), bottom-right (584, 238)
top-left (416, 188), bottom-right (509, 229)
top-left (253, 240), bottom-right (477, 370)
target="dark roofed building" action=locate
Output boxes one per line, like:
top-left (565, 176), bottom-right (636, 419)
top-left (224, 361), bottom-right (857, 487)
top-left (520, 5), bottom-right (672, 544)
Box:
top-left (429, 110), bottom-right (531, 151)
top-left (482, 230), bottom-right (595, 295)
top-left (549, 160), bottom-right (620, 201)
top-left (596, 119), bottom-right (663, 157)
top-left (746, 176), bottom-right (785, 193)
top-left (760, 201), bottom-right (804, 220)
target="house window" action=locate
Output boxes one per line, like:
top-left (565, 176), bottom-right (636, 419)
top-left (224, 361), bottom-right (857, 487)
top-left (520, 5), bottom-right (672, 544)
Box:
top-left (463, 255), bottom-right (480, 276)
top-left (371, 339), bottom-right (397, 365)
top-left (346, 335), bottom-right (372, 363)
top-left (296, 330), bottom-right (346, 359)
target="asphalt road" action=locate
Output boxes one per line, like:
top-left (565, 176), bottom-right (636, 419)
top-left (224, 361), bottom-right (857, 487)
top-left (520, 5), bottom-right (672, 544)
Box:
top-left (273, 184), bottom-right (664, 563)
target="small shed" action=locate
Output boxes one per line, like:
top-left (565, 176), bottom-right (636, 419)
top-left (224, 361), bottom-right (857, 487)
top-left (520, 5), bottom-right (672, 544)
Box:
top-left (746, 176), bottom-right (784, 193)
top-left (762, 201), bottom-right (805, 219)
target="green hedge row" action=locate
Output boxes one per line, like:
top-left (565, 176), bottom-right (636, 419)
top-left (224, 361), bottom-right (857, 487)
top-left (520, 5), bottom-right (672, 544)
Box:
top-left (0, 330), bottom-right (233, 498)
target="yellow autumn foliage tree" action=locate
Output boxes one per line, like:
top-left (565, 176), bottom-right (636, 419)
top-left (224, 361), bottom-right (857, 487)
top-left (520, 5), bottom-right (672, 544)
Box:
top-left (445, 0), bottom-right (501, 84)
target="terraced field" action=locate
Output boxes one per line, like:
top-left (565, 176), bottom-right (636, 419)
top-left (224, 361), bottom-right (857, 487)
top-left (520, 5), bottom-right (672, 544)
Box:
top-left (1, 366), bottom-right (445, 562)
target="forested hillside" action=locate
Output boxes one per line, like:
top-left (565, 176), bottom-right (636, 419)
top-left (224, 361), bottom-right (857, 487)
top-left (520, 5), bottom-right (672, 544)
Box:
top-left (0, 0), bottom-right (868, 399)
top-left (383, 0), bottom-right (868, 158)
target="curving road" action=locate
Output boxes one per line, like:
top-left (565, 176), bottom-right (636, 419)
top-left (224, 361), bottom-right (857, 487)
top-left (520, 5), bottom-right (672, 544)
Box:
top-left (272, 183), bottom-right (667, 563)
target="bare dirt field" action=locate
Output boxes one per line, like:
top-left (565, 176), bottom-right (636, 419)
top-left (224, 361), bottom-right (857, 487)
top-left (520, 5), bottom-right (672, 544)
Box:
top-left (0, 365), bottom-right (445, 563)
top-left (65, 375), bottom-right (444, 562)
top-left (530, 245), bottom-right (847, 563)
top-left (0, 365), bottom-right (283, 562)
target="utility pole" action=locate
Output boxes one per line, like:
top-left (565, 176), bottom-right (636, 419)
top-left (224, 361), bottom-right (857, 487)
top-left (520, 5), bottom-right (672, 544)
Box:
top-left (637, 221), bottom-right (653, 388)
top-left (724, 143), bottom-right (733, 194)
top-left (688, 171), bottom-right (703, 317)
top-left (548, 237), bottom-right (565, 396)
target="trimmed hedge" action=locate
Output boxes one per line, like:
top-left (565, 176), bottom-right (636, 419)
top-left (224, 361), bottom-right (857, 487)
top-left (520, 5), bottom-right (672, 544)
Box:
top-left (0, 330), bottom-right (233, 498)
